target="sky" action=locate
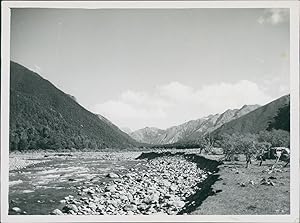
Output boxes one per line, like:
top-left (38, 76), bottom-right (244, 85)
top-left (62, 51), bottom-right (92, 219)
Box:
top-left (10, 8), bottom-right (290, 131)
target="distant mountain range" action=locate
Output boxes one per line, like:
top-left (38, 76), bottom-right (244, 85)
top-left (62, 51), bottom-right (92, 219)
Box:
top-left (130, 94), bottom-right (290, 145)
top-left (129, 104), bottom-right (260, 144)
top-left (211, 94), bottom-right (290, 136)
top-left (9, 61), bottom-right (139, 151)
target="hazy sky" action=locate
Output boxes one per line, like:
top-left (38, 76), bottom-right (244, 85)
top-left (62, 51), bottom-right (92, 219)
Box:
top-left (11, 8), bottom-right (290, 131)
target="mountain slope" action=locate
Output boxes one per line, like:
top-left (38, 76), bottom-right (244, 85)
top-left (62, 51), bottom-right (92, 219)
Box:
top-left (212, 95), bottom-right (290, 136)
top-left (129, 127), bottom-right (165, 144)
top-left (130, 104), bottom-right (260, 144)
top-left (9, 61), bottom-right (138, 151)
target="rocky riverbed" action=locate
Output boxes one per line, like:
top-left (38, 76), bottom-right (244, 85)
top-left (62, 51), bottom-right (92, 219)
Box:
top-left (51, 155), bottom-right (211, 215)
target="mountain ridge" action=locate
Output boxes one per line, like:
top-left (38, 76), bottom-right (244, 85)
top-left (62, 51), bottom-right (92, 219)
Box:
top-left (129, 104), bottom-right (260, 144)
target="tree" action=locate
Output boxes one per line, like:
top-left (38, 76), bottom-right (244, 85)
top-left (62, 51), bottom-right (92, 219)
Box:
top-left (218, 133), bottom-right (239, 161)
top-left (219, 133), bottom-right (259, 168)
top-left (203, 133), bottom-right (215, 153)
top-left (258, 129), bottom-right (290, 148)
top-left (196, 137), bottom-right (207, 154)
top-left (267, 103), bottom-right (290, 132)
top-left (234, 134), bottom-right (258, 168)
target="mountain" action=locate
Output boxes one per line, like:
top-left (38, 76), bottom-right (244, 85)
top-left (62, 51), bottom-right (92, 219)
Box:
top-left (130, 104), bottom-right (260, 144)
top-left (212, 95), bottom-right (290, 136)
top-left (9, 61), bottom-right (138, 151)
top-left (129, 127), bottom-right (165, 144)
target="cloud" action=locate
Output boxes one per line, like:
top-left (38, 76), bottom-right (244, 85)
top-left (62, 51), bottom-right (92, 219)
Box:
top-left (158, 82), bottom-right (194, 102)
top-left (257, 9), bottom-right (289, 25)
top-left (262, 77), bottom-right (289, 97)
top-left (94, 100), bottom-right (166, 119)
top-left (92, 80), bottom-right (275, 130)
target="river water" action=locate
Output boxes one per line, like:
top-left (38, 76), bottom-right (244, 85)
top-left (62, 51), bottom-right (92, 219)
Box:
top-left (9, 154), bottom-right (146, 215)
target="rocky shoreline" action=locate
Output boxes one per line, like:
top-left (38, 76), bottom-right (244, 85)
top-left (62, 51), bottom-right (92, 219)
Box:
top-left (50, 154), bottom-right (214, 215)
top-left (9, 149), bottom-right (202, 171)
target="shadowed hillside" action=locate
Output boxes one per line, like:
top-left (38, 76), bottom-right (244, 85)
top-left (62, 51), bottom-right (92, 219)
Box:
top-left (9, 61), bottom-right (139, 151)
top-left (212, 94), bottom-right (290, 136)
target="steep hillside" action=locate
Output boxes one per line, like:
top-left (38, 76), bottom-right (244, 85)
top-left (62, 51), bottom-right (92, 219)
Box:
top-left (9, 61), bottom-right (138, 151)
top-left (130, 105), bottom-right (260, 144)
top-left (212, 95), bottom-right (290, 136)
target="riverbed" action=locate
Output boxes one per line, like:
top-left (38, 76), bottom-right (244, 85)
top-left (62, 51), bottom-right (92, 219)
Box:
top-left (8, 150), bottom-right (220, 215)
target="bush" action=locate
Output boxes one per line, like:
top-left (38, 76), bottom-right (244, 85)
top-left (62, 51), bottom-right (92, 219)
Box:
top-left (219, 133), bottom-right (258, 167)
top-left (258, 129), bottom-right (290, 148)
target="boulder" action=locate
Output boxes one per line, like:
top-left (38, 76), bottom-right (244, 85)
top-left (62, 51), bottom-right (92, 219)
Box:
top-left (105, 185), bottom-right (117, 192)
top-left (51, 209), bottom-right (64, 215)
top-left (106, 172), bottom-right (119, 178)
top-left (123, 204), bottom-right (137, 212)
top-left (11, 207), bottom-right (22, 213)
top-left (172, 200), bottom-right (185, 208)
top-left (63, 204), bottom-right (78, 213)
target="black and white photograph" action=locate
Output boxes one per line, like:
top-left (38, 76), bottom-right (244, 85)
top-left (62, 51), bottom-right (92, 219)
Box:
top-left (1, 1), bottom-right (299, 222)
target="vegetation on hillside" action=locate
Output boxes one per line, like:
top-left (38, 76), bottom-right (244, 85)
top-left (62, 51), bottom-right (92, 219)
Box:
top-left (9, 61), bottom-right (138, 151)
top-left (267, 103), bottom-right (290, 132)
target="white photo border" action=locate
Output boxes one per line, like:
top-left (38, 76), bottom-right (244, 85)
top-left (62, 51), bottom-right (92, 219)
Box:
top-left (1, 1), bottom-right (299, 223)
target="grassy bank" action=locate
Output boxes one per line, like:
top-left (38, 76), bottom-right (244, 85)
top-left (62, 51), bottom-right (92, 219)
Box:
top-left (191, 156), bottom-right (290, 215)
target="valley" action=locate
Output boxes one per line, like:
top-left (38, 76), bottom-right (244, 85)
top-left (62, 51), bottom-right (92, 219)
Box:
top-left (7, 61), bottom-right (291, 216)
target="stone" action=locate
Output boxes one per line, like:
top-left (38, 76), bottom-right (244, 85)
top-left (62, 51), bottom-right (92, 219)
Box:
top-left (138, 203), bottom-right (148, 211)
top-left (105, 185), bottom-right (117, 192)
top-left (97, 204), bottom-right (105, 210)
top-left (161, 180), bottom-right (171, 187)
top-left (120, 195), bottom-right (128, 201)
top-left (127, 193), bottom-right (133, 202)
top-left (51, 209), bottom-right (64, 215)
top-left (12, 207), bottom-right (22, 213)
top-left (144, 193), bottom-right (160, 204)
top-left (170, 184), bottom-right (178, 191)
top-left (63, 204), bottom-right (78, 213)
top-left (106, 172), bottom-right (119, 178)
top-left (89, 203), bottom-right (97, 210)
top-left (123, 204), bottom-right (137, 212)
top-left (169, 200), bottom-right (185, 208)
top-left (87, 190), bottom-right (95, 195)
top-left (69, 210), bottom-right (76, 215)
top-left (148, 207), bottom-right (157, 213)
